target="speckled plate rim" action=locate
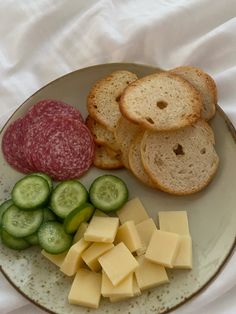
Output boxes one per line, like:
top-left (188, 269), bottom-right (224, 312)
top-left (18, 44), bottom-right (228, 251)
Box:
top-left (0, 63), bottom-right (236, 314)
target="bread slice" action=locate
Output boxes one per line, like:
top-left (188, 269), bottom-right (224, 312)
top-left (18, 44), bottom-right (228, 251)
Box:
top-left (169, 66), bottom-right (217, 120)
top-left (129, 132), bottom-right (156, 188)
top-left (120, 72), bottom-right (202, 131)
top-left (87, 71), bottom-right (138, 131)
top-left (114, 116), bottom-right (142, 169)
top-left (93, 145), bottom-right (123, 170)
top-left (141, 120), bottom-right (219, 195)
top-left (86, 115), bottom-right (119, 151)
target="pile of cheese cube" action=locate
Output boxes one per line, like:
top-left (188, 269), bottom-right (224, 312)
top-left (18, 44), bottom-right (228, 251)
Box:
top-left (42, 198), bottom-right (192, 309)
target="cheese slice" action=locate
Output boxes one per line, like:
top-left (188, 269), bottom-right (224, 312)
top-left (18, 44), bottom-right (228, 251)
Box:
top-left (101, 271), bottom-right (133, 297)
top-left (135, 255), bottom-right (169, 290)
top-left (41, 250), bottom-right (67, 267)
top-left (110, 277), bottom-right (141, 302)
top-left (73, 222), bottom-right (88, 244)
top-left (135, 218), bottom-right (157, 255)
top-left (173, 235), bottom-right (192, 269)
top-left (98, 242), bottom-right (139, 286)
top-left (158, 211), bottom-right (189, 235)
top-left (115, 221), bottom-right (143, 253)
top-left (117, 198), bottom-right (149, 224)
top-left (68, 268), bottom-right (102, 309)
top-left (145, 230), bottom-right (180, 268)
top-left (81, 242), bottom-right (114, 272)
top-left (84, 216), bottom-right (119, 243)
top-left (60, 238), bottom-right (90, 276)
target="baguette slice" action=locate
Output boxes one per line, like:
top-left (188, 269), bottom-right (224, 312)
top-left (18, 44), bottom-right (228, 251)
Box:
top-left (169, 66), bottom-right (217, 120)
top-left (87, 71), bottom-right (138, 131)
top-left (141, 120), bottom-right (219, 195)
top-left (120, 72), bottom-right (202, 131)
top-left (129, 132), bottom-right (156, 188)
top-left (93, 145), bottom-right (123, 170)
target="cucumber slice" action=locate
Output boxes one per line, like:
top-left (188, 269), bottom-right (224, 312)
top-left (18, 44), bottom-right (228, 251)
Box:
top-left (25, 232), bottom-right (39, 246)
top-left (0, 199), bottom-right (13, 225)
top-left (50, 180), bottom-right (88, 219)
top-left (38, 221), bottom-right (72, 254)
top-left (31, 173), bottom-right (53, 191)
top-left (89, 175), bottom-right (128, 212)
top-left (43, 208), bottom-right (57, 222)
top-left (12, 175), bottom-right (50, 210)
top-left (2, 205), bottom-right (43, 238)
top-left (64, 203), bottom-right (94, 234)
top-left (1, 229), bottom-right (30, 250)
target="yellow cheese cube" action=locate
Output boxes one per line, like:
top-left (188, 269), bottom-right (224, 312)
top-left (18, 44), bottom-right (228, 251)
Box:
top-left (81, 242), bottom-right (114, 272)
top-left (41, 250), bottom-right (67, 267)
top-left (60, 238), bottom-right (90, 276)
top-left (98, 242), bottom-right (139, 286)
top-left (145, 230), bottom-right (180, 268)
top-left (173, 235), bottom-right (192, 269)
top-left (101, 271), bottom-right (133, 297)
top-left (94, 209), bottom-right (108, 217)
top-left (73, 222), bottom-right (88, 244)
top-left (136, 218), bottom-right (157, 255)
top-left (109, 277), bottom-right (141, 302)
top-left (135, 255), bottom-right (169, 290)
top-left (158, 211), bottom-right (189, 235)
top-left (84, 216), bottom-right (119, 243)
top-left (115, 221), bottom-right (143, 253)
top-left (68, 268), bottom-right (102, 309)
top-left (117, 198), bottom-right (149, 224)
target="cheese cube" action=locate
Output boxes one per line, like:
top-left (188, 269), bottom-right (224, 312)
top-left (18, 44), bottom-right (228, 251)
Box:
top-left (73, 222), bottom-right (88, 243)
top-left (145, 230), bottom-right (180, 268)
top-left (135, 255), bottom-right (169, 290)
top-left (68, 268), bottom-right (102, 309)
top-left (98, 242), bottom-right (139, 286)
top-left (173, 235), bottom-right (192, 269)
top-left (60, 238), bottom-right (90, 276)
top-left (101, 271), bottom-right (133, 297)
top-left (81, 242), bottom-right (114, 272)
top-left (84, 216), bottom-right (119, 243)
top-left (136, 218), bottom-right (157, 255)
top-left (115, 221), bottom-right (143, 253)
top-left (41, 250), bottom-right (67, 267)
top-left (117, 198), bottom-right (149, 224)
top-left (110, 277), bottom-right (141, 302)
top-left (94, 209), bottom-right (108, 217)
top-left (158, 211), bottom-right (189, 235)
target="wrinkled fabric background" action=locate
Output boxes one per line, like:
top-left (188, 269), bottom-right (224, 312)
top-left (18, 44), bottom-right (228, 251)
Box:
top-left (0, 1), bottom-right (236, 313)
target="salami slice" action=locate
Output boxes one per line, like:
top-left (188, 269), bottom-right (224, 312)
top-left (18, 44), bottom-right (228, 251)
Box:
top-left (27, 99), bottom-right (84, 123)
top-left (2, 117), bottom-right (35, 173)
top-left (24, 115), bottom-right (95, 181)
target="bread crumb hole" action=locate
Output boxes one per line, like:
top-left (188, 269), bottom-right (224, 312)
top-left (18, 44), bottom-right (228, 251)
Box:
top-left (157, 101), bottom-right (168, 109)
top-left (200, 148), bottom-right (206, 154)
top-left (93, 105), bottom-right (98, 109)
top-left (116, 95), bottom-right (121, 102)
top-left (145, 117), bottom-right (154, 124)
top-left (173, 144), bottom-right (184, 156)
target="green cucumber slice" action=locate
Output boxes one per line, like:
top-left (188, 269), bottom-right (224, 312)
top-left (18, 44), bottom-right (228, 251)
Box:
top-left (31, 173), bottom-right (53, 191)
top-left (12, 175), bottom-right (50, 210)
top-left (43, 208), bottom-right (57, 222)
top-left (0, 199), bottom-right (13, 225)
top-left (2, 205), bottom-right (43, 238)
top-left (24, 232), bottom-right (39, 246)
top-left (50, 180), bottom-right (88, 219)
top-left (1, 229), bottom-right (30, 250)
top-left (89, 175), bottom-right (128, 212)
top-left (38, 221), bottom-right (72, 254)
top-left (64, 203), bottom-right (94, 234)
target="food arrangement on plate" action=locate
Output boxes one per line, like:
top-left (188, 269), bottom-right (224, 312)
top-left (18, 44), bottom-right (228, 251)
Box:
top-left (0, 64), bottom-right (224, 311)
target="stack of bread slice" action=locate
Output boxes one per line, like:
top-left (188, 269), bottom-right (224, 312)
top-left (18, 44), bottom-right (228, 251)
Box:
top-left (87, 66), bottom-right (219, 195)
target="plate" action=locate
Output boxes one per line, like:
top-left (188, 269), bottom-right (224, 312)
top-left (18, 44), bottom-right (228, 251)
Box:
top-left (0, 63), bottom-right (235, 314)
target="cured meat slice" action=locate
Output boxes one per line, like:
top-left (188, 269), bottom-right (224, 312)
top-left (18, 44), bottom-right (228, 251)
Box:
top-left (27, 99), bottom-right (84, 122)
top-left (2, 117), bottom-right (35, 173)
top-left (24, 115), bottom-right (95, 181)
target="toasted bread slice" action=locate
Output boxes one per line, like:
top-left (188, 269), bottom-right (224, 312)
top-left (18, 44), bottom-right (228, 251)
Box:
top-left (169, 66), bottom-right (217, 120)
top-left (141, 120), bottom-right (219, 195)
top-left (120, 72), bottom-right (202, 131)
top-left (86, 116), bottom-right (119, 151)
top-left (129, 132), bottom-right (156, 188)
top-left (87, 71), bottom-right (138, 131)
top-left (114, 116), bottom-right (142, 168)
top-left (93, 145), bottom-right (123, 170)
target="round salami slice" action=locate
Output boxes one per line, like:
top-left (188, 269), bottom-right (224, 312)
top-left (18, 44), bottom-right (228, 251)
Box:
top-left (24, 115), bottom-right (95, 181)
top-left (27, 99), bottom-right (84, 123)
top-left (2, 117), bottom-right (35, 173)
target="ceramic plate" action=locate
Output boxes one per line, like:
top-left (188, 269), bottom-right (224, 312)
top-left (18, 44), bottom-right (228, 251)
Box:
top-left (0, 63), bottom-right (235, 314)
